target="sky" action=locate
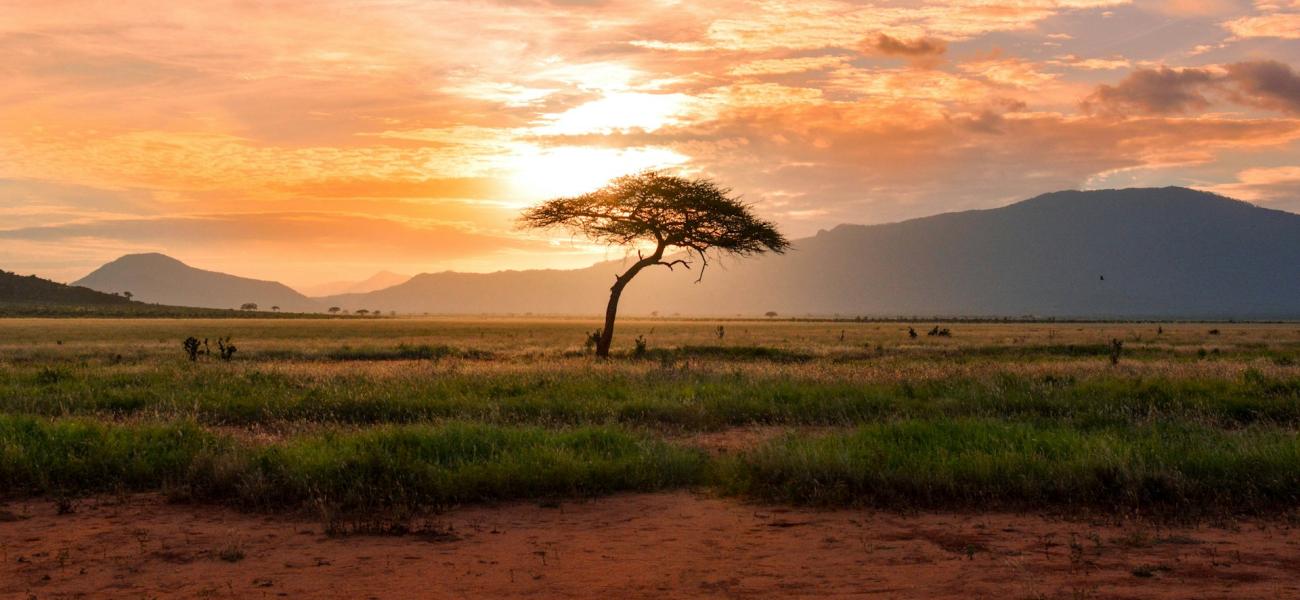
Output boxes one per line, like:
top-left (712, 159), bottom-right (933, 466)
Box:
top-left (2, 0), bottom-right (1299, 288)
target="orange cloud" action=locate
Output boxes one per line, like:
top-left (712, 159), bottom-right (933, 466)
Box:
top-left (1199, 165), bottom-right (1300, 205)
top-left (1224, 12), bottom-right (1300, 38)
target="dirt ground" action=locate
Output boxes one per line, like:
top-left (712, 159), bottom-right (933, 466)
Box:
top-left (3, 492), bottom-right (1299, 599)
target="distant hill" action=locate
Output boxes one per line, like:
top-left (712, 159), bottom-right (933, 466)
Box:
top-left (322, 187), bottom-right (1300, 319)
top-left (299, 271), bottom-right (410, 297)
top-left (74, 253), bottom-right (320, 312)
top-left (0, 269), bottom-right (330, 317)
top-left (0, 269), bottom-right (133, 307)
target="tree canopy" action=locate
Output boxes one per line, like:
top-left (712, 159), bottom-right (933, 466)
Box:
top-left (519, 171), bottom-right (789, 278)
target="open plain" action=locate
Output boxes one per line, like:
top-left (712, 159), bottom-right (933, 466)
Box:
top-left (3, 318), bottom-right (1299, 598)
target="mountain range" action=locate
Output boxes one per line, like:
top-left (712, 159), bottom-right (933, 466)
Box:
top-left (67, 187), bottom-right (1300, 319)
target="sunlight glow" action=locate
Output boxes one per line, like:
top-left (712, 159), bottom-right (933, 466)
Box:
top-left (506, 145), bottom-right (689, 201)
top-left (533, 92), bottom-right (692, 135)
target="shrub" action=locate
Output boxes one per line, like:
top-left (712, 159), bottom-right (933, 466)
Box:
top-left (216, 337), bottom-right (237, 361)
top-left (583, 329), bottom-right (602, 353)
top-left (183, 337), bottom-right (201, 361)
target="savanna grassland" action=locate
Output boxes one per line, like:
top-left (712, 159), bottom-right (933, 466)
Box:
top-left (3, 318), bottom-right (1299, 517)
top-left (6, 318), bottom-right (1300, 598)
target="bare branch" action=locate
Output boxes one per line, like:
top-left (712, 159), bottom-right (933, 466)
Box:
top-left (657, 259), bottom-right (691, 271)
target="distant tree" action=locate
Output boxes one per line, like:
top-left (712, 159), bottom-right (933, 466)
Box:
top-left (519, 171), bottom-right (788, 357)
top-left (240, 302), bottom-right (258, 311)
top-left (328, 306), bottom-right (341, 314)
top-left (271, 305), bottom-right (280, 312)
top-left (765, 311), bottom-right (778, 318)
top-left (123, 291), bottom-right (133, 301)
top-left (356, 309), bottom-right (370, 316)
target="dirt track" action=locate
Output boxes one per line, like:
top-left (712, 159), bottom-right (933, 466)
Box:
top-left (4, 492), bottom-right (1299, 599)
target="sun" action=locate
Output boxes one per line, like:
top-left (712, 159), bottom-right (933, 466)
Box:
top-left (505, 145), bottom-right (689, 201)
top-left (503, 88), bottom-right (695, 201)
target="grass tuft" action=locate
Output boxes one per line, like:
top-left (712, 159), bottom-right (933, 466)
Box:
top-left (715, 419), bottom-right (1300, 516)
top-left (0, 415), bottom-right (705, 512)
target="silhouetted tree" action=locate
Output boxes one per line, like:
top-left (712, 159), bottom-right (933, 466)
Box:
top-left (520, 171), bottom-right (788, 357)
top-left (328, 306), bottom-right (341, 314)
top-left (356, 309), bottom-right (370, 316)
top-left (765, 311), bottom-right (778, 318)
top-left (240, 302), bottom-right (258, 311)
top-left (123, 291), bottom-right (133, 301)
top-left (271, 305), bottom-right (280, 312)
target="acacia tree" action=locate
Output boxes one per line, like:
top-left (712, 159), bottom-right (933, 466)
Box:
top-left (520, 171), bottom-right (789, 357)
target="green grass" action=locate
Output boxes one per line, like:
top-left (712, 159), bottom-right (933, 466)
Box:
top-left (8, 414), bottom-right (1300, 517)
top-left (0, 415), bottom-right (705, 512)
top-left (246, 424), bottom-right (703, 511)
top-left (0, 416), bottom-right (229, 493)
top-left (2, 365), bottom-right (1296, 430)
top-left (1, 318), bottom-right (1299, 518)
top-left (717, 419), bottom-right (1300, 515)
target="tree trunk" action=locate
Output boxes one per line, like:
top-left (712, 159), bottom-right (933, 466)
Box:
top-left (594, 246), bottom-right (663, 358)
top-left (595, 279), bottom-right (627, 358)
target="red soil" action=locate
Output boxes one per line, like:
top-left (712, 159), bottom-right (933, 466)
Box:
top-left (3, 492), bottom-right (1299, 599)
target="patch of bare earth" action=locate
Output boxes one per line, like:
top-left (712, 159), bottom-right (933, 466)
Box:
top-left (3, 493), bottom-right (1299, 599)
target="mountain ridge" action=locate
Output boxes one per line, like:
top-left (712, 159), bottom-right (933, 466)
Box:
top-left (299, 271), bottom-right (410, 297)
top-left (74, 253), bottom-right (321, 312)
top-left (69, 187), bottom-right (1300, 318)
top-left (0, 269), bottom-right (133, 307)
